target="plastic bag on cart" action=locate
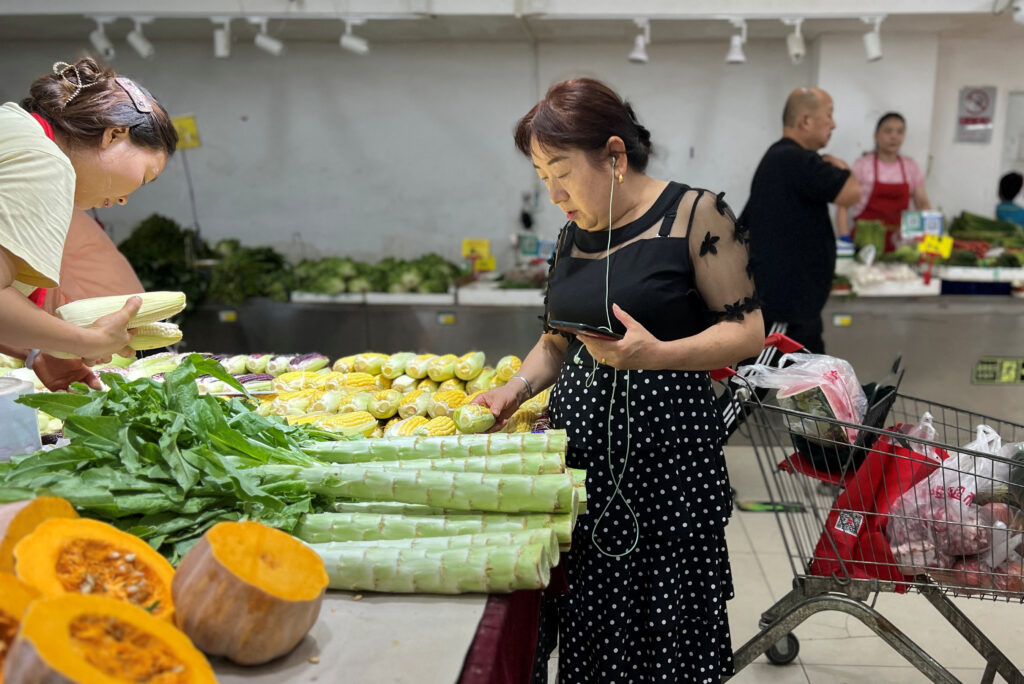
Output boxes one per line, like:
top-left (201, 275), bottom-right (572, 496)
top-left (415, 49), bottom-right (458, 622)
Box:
top-left (743, 353), bottom-right (867, 445)
top-left (887, 425), bottom-right (1013, 571)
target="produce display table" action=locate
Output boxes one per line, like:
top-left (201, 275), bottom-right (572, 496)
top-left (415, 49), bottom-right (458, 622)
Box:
top-left (214, 591), bottom-right (488, 683)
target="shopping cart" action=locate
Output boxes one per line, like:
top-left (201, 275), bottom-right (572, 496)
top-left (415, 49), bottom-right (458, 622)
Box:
top-left (720, 363), bottom-right (1024, 684)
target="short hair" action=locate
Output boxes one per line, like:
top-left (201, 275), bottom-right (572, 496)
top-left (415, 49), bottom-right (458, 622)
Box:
top-left (999, 172), bottom-right (1023, 201)
top-left (782, 88), bottom-right (820, 128)
top-left (514, 78), bottom-right (653, 173)
top-left (875, 112), bottom-right (906, 133)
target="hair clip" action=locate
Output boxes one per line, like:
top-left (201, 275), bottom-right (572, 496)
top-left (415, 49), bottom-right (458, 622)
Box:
top-left (53, 61), bottom-right (98, 110)
top-left (115, 77), bottom-right (152, 113)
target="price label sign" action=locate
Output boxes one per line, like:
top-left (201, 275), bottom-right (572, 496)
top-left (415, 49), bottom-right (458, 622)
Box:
top-left (461, 239), bottom-right (491, 259)
top-left (972, 357), bottom-right (1024, 385)
top-left (473, 256), bottom-right (496, 272)
top-left (171, 115), bottom-right (201, 149)
top-left (917, 234), bottom-right (953, 259)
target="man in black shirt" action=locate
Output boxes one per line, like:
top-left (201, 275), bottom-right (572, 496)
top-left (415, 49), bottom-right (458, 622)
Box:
top-left (741, 87), bottom-right (860, 353)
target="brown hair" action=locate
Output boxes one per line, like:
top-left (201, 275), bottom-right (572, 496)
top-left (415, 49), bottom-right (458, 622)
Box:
top-left (20, 57), bottom-right (178, 155)
top-left (514, 78), bottom-right (653, 173)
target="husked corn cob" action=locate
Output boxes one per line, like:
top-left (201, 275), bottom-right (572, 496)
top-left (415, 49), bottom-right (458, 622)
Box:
top-left (375, 374), bottom-right (393, 390)
top-left (404, 354), bottom-right (436, 380)
top-left (221, 354), bottom-right (248, 375)
top-left (266, 355), bottom-right (294, 376)
top-left (422, 415), bottom-right (457, 436)
top-left (367, 389), bottom-right (403, 420)
top-left (289, 352), bottom-right (329, 372)
top-left (390, 374), bottom-right (418, 393)
top-left (312, 389), bottom-right (350, 413)
top-left (416, 378), bottom-right (439, 392)
top-left (339, 391), bottom-right (374, 414)
top-left (332, 354), bottom-right (358, 373)
top-left (56, 291), bottom-right (186, 327)
top-left (341, 372), bottom-right (378, 389)
top-left (128, 321), bottom-right (182, 350)
top-left (437, 378), bottom-right (466, 393)
top-left (287, 413), bottom-right (329, 426)
top-left (354, 353), bottom-right (389, 375)
top-left (382, 352), bottom-right (416, 380)
top-left (270, 388), bottom-right (319, 416)
top-left (522, 388), bottom-right (551, 411)
top-left (369, 425), bottom-right (385, 438)
top-left (455, 351), bottom-right (486, 381)
top-left (318, 410), bottom-right (379, 438)
top-left (384, 415), bottom-right (430, 437)
top-left (246, 353), bottom-right (271, 373)
top-left (428, 389), bottom-right (468, 419)
top-left (466, 368), bottom-right (497, 394)
top-left (495, 355), bottom-right (522, 383)
top-left (426, 354), bottom-right (458, 382)
top-left (383, 416), bottom-right (400, 431)
top-left (398, 389), bottom-right (431, 419)
top-left (453, 403), bottom-right (497, 434)
top-left (502, 408), bottom-right (536, 433)
top-left (466, 389), bottom-right (487, 402)
top-left (320, 372), bottom-right (348, 391)
top-left (274, 371), bottom-right (326, 392)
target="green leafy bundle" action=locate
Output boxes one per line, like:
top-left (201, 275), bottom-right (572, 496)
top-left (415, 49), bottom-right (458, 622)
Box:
top-left (1, 355), bottom-right (325, 563)
top-left (208, 246), bottom-right (294, 306)
top-left (117, 214), bottom-right (210, 311)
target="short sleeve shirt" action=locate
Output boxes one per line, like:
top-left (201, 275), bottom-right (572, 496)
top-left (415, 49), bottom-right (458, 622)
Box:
top-left (741, 138), bottom-right (849, 322)
top-left (996, 201), bottom-right (1024, 229)
top-left (0, 102), bottom-right (76, 290)
top-left (850, 153), bottom-right (925, 219)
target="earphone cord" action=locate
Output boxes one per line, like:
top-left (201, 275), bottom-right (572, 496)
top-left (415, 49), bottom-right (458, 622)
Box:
top-left (590, 157), bottom-right (640, 558)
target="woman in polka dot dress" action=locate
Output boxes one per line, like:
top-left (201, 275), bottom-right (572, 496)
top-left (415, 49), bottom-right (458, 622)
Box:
top-left (474, 78), bottom-right (764, 683)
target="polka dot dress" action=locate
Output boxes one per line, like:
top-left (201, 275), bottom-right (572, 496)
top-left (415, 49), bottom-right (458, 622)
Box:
top-left (532, 364), bottom-right (736, 684)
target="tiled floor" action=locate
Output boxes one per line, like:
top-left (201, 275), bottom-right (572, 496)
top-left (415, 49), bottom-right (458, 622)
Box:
top-left (545, 445), bottom-right (1024, 683)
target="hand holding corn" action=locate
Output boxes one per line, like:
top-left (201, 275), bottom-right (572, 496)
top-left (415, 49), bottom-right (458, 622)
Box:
top-left (55, 292), bottom-right (186, 362)
top-left (78, 296), bottom-right (141, 365)
top-left (471, 381), bottom-right (526, 433)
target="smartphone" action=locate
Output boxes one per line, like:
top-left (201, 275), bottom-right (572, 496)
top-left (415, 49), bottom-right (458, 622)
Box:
top-left (548, 319), bottom-right (624, 340)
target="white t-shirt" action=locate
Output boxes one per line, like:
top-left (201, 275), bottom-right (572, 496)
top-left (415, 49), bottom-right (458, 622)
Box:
top-left (0, 101), bottom-right (76, 291)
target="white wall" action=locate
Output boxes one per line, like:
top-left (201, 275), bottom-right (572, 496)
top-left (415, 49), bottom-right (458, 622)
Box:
top-left (929, 38), bottom-right (1024, 217)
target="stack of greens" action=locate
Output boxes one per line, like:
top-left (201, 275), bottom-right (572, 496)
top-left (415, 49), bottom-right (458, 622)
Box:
top-left (1, 356), bottom-right (583, 593)
top-left (293, 253), bottom-right (465, 295)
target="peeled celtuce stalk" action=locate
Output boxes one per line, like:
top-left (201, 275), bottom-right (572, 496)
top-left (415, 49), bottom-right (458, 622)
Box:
top-left (256, 464), bottom-right (577, 513)
top-left (357, 452), bottom-right (565, 475)
top-left (315, 543), bottom-right (550, 594)
top-left (301, 430), bottom-right (568, 462)
top-left (309, 529), bottom-right (559, 566)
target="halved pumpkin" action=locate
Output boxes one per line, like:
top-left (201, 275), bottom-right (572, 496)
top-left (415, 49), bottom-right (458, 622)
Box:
top-left (3, 593), bottom-right (215, 684)
top-left (13, 518), bottom-right (175, 622)
top-left (172, 520), bottom-right (328, 665)
top-left (0, 573), bottom-right (41, 683)
top-left (0, 497), bottom-right (78, 573)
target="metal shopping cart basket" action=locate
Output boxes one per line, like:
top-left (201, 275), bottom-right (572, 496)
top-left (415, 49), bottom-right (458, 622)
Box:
top-left (720, 360), bottom-right (1024, 684)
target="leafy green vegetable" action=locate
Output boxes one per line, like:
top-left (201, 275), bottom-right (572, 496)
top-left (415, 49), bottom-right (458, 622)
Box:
top-left (117, 214), bottom-right (211, 311)
top-left (7, 354), bottom-right (326, 563)
top-left (208, 246), bottom-right (294, 306)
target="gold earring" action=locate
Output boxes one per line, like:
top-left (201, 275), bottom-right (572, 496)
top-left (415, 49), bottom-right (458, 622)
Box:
top-left (617, 173), bottom-right (624, 184)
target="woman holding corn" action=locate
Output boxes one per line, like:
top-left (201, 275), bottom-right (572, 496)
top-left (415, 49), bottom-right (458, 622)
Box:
top-left (0, 57), bottom-right (177, 380)
top-left (473, 78), bottom-right (764, 683)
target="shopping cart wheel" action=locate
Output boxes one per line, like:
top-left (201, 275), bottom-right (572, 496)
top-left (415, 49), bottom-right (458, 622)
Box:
top-left (765, 633), bottom-right (799, 665)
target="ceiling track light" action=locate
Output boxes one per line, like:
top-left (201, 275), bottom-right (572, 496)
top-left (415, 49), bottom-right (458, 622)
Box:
top-left (212, 17), bottom-right (231, 59)
top-left (781, 18), bottom-right (805, 65)
top-left (340, 19), bottom-right (369, 55)
top-left (249, 17), bottom-right (284, 56)
top-left (725, 18), bottom-right (747, 65)
top-left (88, 16), bottom-right (116, 60)
top-left (862, 15), bottom-right (884, 62)
top-left (628, 17), bottom-right (650, 64)
top-left (126, 17), bottom-right (155, 59)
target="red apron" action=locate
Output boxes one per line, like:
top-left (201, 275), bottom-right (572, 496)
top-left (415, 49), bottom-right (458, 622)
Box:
top-left (854, 154), bottom-right (911, 253)
top-left (27, 113), bottom-right (55, 308)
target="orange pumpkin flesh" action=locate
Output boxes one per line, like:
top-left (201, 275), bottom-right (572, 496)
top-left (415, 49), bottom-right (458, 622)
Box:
top-left (0, 497), bottom-right (78, 573)
top-left (13, 518), bottom-right (175, 622)
top-left (3, 594), bottom-right (215, 684)
top-left (0, 573), bottom-right (40, 683)
top-left (172, 521), bottom-right (328, 665)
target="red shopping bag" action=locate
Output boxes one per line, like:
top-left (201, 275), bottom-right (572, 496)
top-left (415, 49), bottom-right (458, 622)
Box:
top-left (808, 427), bottom-right (949, 593)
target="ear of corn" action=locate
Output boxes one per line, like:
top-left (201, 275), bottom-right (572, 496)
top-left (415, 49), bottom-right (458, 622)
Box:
top-left (466, 368), bottom-right (497, 394)
top-left (390, 374), bottom-right (418, 393)
top-left (381, 352), bottom-right (416, 380)
top-left (320, 372), bottom-right (348, 391)
top-left (341, 372), bottom-right (377, 389)
top-left (128, 321), bottom-right (182, 350)
top-left (437, 378), bottom-right (466, 393)
top-left (495, 355), bottom-right (522, 383)
top-left (354, 353), bottom-right (389, 375)
top-left (56, 291), bottom-right (186, 327)
top-left (317, 411), bottom-right (379, 437)
top-left (273, 371), bottom-right (327, 392)
top-left (428, 390), bottom-right (468, 419)
top-left (245, 353), bottom-right (271, 373)
top-left (384, 415), bottom-right (430, 437)
top-left (221, 354), bottom-right (248, 375)
top-left (455, 351), bottom-right (486, 381)
top-left (375, 374), bottom-right (393, 390)
top-left (289, 352), bottom-right (329, 372)
top-left (339, 391), bottom-right (374, 414)
top-left (422, 415), bottom-right (457, 436)
top-left (332, 354), bottom-right (358, 373)
top-left (266, 355), bottom-right (294, 377)
top-left (453, 403), bottom-right (497, 434)
top-left (0, 353), bottom-right (25, 369)
top-left (367, 389), bottom-right (403, 420)
top-left (404, 354), bottom-right (436, 380)
top-left (426, 354), bottom-right (458, 382)
top-left (416, 378), bottom-right (439, 393)
top-left (398, 390), bottom-right (431, 419)
top-left (270, 388), bottom-right (319, 416)
top-left (287, 413), bottom-right (329, 426)
top-left (312, 389), bottom-right (350, 413)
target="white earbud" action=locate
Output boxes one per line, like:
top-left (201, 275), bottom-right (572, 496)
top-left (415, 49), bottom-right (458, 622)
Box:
top-left (611, 156), bottom-right (617, 168)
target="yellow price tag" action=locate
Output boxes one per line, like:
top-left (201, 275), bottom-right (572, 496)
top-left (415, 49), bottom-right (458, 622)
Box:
top-left (917, 234), bottom-right (953, 259)
top-left (461, 238), bottom-right (491, 259)
top-left (171, 115), bottom-right (201, 149)
top-left (474, 256), bottom-right (496, 272)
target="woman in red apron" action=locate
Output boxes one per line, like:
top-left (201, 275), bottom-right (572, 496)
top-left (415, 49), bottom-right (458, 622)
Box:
top-left (0, 57), bottom-right (177, 384)
top-left (844, 112), bottom-right (932, 252)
